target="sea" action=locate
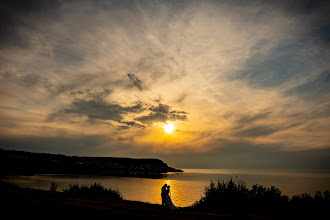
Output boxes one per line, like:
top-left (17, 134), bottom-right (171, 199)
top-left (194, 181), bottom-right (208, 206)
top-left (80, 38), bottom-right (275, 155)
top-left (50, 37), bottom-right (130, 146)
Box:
top-left (2, 169), bottom-right (330, 207)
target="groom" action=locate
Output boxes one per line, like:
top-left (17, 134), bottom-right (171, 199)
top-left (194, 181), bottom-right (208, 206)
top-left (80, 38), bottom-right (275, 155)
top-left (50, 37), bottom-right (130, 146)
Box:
top-left (161, 184), bottom-right (168, 206)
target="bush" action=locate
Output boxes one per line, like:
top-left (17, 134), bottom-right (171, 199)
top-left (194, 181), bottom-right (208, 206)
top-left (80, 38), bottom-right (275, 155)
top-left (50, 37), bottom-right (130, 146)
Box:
top-left (191, 178), bottom-right (329, 217)
top-left (50, 181), bottom-right (58, 192)
top-left (63, 183), bottom-right (122, 200)
top-left (192, 178), bottom-right (288, 213)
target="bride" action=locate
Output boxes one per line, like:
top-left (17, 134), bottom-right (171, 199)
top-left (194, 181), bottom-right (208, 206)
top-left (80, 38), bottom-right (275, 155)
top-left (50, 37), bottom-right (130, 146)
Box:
top-left (164, 185), bottom-right (178, 210)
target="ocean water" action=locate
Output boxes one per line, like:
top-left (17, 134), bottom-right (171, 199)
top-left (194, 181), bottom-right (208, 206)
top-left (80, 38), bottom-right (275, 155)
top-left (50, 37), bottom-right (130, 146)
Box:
top-left (2, 169), bottom-right (330, 207)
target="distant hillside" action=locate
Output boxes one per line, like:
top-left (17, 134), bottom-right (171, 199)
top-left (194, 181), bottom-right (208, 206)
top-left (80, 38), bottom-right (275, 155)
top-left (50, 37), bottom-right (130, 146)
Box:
top-left (0, 149), bottom-right (182, 178)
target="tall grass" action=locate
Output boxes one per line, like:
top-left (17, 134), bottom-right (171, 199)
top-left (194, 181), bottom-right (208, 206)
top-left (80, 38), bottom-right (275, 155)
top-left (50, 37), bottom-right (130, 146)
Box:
top-left (63, 183), bottom-right (122, 200)
top-left (192, 178), bottom-right (330, 216)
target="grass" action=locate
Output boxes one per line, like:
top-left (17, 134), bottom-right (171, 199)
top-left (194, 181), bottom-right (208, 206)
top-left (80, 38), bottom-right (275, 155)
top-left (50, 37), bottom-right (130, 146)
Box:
top-left (191, 178), bottom-right (330, 216)
top-left (61, 182), bottom-right (122, 200)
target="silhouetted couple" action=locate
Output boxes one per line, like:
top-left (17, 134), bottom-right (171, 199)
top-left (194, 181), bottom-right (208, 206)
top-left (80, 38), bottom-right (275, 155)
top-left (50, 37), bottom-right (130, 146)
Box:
top-left (161, 184), bottom-right (178, 209)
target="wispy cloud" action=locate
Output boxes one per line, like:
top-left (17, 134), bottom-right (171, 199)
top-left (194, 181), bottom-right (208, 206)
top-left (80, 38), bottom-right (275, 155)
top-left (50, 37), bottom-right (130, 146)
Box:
top-left (127, 73), bottom-right (144, 91)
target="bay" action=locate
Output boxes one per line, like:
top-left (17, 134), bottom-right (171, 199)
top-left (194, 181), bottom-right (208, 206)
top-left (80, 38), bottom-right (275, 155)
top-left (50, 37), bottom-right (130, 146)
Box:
top-left (2, 169), bottom-right (330, 207)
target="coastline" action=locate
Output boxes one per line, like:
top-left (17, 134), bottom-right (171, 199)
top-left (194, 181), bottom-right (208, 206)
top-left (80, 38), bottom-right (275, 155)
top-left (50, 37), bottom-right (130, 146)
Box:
top-left (0, 149), bottom-right (183, 179)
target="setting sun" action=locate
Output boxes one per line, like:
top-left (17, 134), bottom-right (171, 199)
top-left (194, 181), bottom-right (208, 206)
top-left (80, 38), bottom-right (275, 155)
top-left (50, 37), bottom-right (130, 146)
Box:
top-left (164, 123), bottom-right (174, 134)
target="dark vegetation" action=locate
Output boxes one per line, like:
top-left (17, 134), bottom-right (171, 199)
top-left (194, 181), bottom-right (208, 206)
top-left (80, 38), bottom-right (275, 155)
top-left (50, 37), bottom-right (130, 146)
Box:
top-left (1, 177), bottom-right (329, 219)
top-left (0, 181), bottom-right (252, 219)
top-left (191, 179), bottom-right (330, 218)
top-left (0, 149), bottom-right (182, 178)
top-left (61, 182), bottom-right (122, 200)
top-left (50, 181), bottom-right (58, 192)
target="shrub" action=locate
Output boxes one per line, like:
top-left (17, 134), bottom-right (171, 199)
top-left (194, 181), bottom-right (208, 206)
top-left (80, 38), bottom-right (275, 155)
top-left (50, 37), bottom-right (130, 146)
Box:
top-left (63, 183), bottom-right (122, 200)
top-left (192, 178), bottom-right (254, 212)
top-left (192, 178), bottom-right (329, 217)
top-left (50, 181), bottom-right (58, 192)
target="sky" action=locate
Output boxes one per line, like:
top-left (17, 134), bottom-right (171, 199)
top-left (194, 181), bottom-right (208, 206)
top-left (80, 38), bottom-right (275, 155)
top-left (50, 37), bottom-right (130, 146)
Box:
top-left (0, 0), bottom-right (329, 169)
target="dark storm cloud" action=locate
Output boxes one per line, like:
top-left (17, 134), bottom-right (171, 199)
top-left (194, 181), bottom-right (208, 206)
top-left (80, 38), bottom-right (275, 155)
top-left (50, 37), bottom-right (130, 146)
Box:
top-left (127, 73), bottom-right (143, 91)
top-left (135, 104), bottom-right (188, 125)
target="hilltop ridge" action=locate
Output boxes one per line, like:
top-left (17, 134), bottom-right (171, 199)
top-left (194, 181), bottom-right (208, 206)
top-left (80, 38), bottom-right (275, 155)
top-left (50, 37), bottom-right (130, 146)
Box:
top-left (0, 149), bottom-right (182, 178)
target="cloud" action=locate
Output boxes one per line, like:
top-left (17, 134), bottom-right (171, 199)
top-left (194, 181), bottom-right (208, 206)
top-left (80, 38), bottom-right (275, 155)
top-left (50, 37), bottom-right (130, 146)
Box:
top-left (135, 104), bottom-right (188, 125)
top-left (67, 89), bottom-right (112, 99)
top-left (127, 73), bottom-right (143, 91)
top-left (121, 121), bottom-right (146, 129)
top-left (48, 89), bottom-right (144, 124)
top-left (0, 70), bottom-right (54, 92)
top-left (233, 125), bottom-right (280, 138)
top-left (0, 133), bottom-right (133, 157)
top-left (235, 111), bottom-right (272, 127)
top-left (0, 0), bottom-right (329, 169)
top-left (62, 99), bottom-right (143, 122)
top-left (160, 138), bottom-right (330, 169)
top-left (284, 71), bottom-right (330, 101)
top-left (174, 93), bottom-right (188, 103)
top-left (50, 91), bottom-right (188, 129)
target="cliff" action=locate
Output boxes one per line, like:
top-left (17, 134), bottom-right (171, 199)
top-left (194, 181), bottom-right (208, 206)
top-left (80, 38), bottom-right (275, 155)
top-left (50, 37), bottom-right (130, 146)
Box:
top-left (0, 149), bottom-right (182, 178)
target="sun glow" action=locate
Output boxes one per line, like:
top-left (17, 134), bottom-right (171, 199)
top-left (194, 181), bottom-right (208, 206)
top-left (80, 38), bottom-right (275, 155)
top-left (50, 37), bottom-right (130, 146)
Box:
top-left (164, 122), bottom-right (174, 134)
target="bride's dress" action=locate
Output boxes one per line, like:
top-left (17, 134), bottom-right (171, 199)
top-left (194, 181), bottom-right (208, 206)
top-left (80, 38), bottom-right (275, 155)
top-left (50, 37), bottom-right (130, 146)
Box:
top-left (165, 193), bottom-right (178, 210)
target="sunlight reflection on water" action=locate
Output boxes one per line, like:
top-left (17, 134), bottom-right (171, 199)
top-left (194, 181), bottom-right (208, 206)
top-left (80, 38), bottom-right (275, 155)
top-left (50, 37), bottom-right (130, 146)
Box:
top-left (2, 169), bottom-right (330, 207)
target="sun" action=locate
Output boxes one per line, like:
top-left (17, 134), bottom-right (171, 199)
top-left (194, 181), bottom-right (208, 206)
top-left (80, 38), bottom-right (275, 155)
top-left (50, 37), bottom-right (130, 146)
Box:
top-left (164, 122), bottom-right (175, 134)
